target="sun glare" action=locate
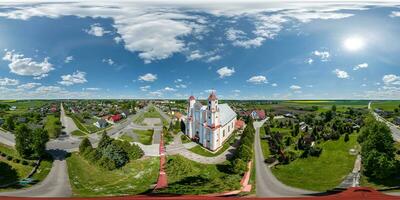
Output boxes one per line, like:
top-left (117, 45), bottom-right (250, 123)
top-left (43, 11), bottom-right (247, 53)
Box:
top-left (343, 36), bottom-right (365, 51)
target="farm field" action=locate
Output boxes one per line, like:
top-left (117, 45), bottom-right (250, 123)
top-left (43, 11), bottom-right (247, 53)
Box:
top-left (371, 101), bottom-right (400, 111)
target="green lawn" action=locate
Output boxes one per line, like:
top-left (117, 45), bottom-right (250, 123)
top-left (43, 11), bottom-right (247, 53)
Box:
top-left (44, 114), bottom-right (61, 138)
top-left (66, 153), bottom-right (159, 197)
top-left (133, 129), bottom-right (153, 145)
top-left (71, 130), bottom-right (87, 136)
top-left (133, 106), bottom-right (168, 126)
top-left (120, 134), bottom-right (134, 142)
top-left (271, 134), bottom-right (358, 191)
top-left (158, 155), bottom-right (241, 194)
top-left (188, 132), bottom-right (237, 157)
top-left (270, 127), bottom-right (292, 136)
top-left (260, 126), bottom-right (270, 159)
top-left (0, 144), bottom-right (52, 189)
top-left (69, 115), bottom-right (89, 133)
top-left (181, 134), bottom-right (191, 144)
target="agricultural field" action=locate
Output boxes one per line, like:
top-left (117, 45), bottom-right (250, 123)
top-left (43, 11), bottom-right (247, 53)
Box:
top-left (371, 101), bottom-right (400, 111)
top-left (67, 153), bottom-right (158, 197)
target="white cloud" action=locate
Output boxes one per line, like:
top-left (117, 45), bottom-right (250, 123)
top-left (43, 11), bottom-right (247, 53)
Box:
top-left (333, 69), bottom-right (350, 79)
top-left (176, 84), bottom-right (187, 88)
top-left (162, 87), bottom-right (177, 92)
top-left (36, 85), bottom-right (63, 93)
top-left (232, 89), bottom-right (240, 93)
top-left (247, 75), bottom-right (267, 84)
top-left (0, 77), bottom-right (19, 86)
top-left (0, 1), bottom-right (365, 64)
top-left (102, 58), bottom-right (114, 65)
top-left (290, 85), bottom-right (302, 90)
top-left (83, 87), bottom-right (101, 91)
top-left (140, 85), bottom-right (151, 91)
top-left (114, 36), bottom-right (123, 44)
top-left (64, 56), bottom-right (74, 63)
top-left (85, 23), bottom-right (110, 37)
top-left (271, 83), bottom-right (278, 87)
top-left (33, 73), bottom-right (48, 80)
top-left (390, 11), bottom-right (400, 17)
top-left (149, 91), bottom-right (163, 97)
top-left (383, 74), bottom-right (400, 85)
top-left (313, 50), bottom-right (330, 61)
top-left (174, 79), bottom-right (182, 83)
top-left (59, 70), bottom-right (87, 86)
top-left (353, 63), bottom-right (368, 70)
top-left (226, 28), bottom-right (265, 48)
top-left (307, 58), bottom-right (313, 64)
top-left (3, 50), bottom-right (54, 77)
top-left (206, 55), bottom-right (221, 62)
top-left (138, 73), bottom-right (157, 82)
top-left (17, 82), bottom-right (41, 89)
top-left (217, 66), bottom-right (235, 78)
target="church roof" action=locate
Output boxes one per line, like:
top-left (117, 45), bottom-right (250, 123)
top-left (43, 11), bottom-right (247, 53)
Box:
top-left (219, 103), bottom-right (237, 126)
top-left (208, 91), bottom-right (217, 100)
top-left (189, 95), bottom-right (195, 100)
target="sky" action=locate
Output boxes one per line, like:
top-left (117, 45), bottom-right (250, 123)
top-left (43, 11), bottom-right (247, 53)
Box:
top-left (0, 1), bottom-right (400, 100)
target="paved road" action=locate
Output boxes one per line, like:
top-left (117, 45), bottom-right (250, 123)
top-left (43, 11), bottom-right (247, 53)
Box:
top-left (253, 119), bottom-right (315, 197)
top-left (369, 101), bottom-right (400, 142)
top-left (60, 103), bottom-right (79, 135)
top-left (0, 150), bottom-right (72, 197)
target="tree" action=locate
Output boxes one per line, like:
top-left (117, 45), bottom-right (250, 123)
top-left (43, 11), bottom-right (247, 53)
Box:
top-left (332, 105), bottom-right (337, 112)
top-left (324, 110), bottom-right (333, 122)
top-left (102, 142), bottom-right (129, 168)
top-left (79, 137), bottom-right (93, 153)
top-left (15, 124), bottom-right (32, 158)
top-left (229, 158), bottom-right (247, 174)
top-left (3, 116), bottom-right (15, 131)
top-left (31, 128), bottom-right (49, 158)
top-left (344, 133), bottom-right (349, 142)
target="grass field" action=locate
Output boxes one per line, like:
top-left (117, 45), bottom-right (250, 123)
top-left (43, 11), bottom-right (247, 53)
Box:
top-left (0, 144), bottom-right (52, 189)
top-left (133, 106), bottom-right (167, 126)
top-left (260, 126), bottom-right (270, 159)
top-left (67, 153), bottom-right (159, 197)
top-left (120, 134), bottom-right (134, 142)
top-left (133, 129), bottom-right (153, 145)
top-left (371, 101), bottom-right (400, 111)
top-left (160, 155), bottom-right (241, 194)
top-left (44, 115), bottom-right (61, 138)
top-left (69, 115), bottom-right (89, 133)
top-left (71, 130), bottom-right (87, 136)
top-left (188, 132), bottom-right (237, 157)
top-left (181, 134), bottom-right (191, 143)
top-left (271, 134), bottom-right (358, 191)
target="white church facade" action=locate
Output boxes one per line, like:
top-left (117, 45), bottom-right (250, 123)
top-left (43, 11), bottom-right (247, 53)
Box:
top-left (185, 91), bottom-right (237, 151)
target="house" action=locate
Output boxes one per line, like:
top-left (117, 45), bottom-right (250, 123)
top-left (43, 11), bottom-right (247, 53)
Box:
top-left (9, 106), bottom-right (16, 111)
top-left (174, 112), bottom-right (183, 121)
top-left (121, 110), bottom-right (130, 118)
top-left (395, 116), bottom-right (400, 126)
top-left (108, 114), bottom-right (122, 124)
top-left (284, 113), bottom-right (295, 118)
top-left (251, 110), bottom-right (266, 120)
top-left (94, 119), bottom-right (108, 128)
top-left (235, 119), bottom-right (245, 130)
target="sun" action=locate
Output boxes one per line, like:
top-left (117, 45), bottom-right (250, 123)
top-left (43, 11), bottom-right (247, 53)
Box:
top-left (343, 36), bottom-right (365, 51)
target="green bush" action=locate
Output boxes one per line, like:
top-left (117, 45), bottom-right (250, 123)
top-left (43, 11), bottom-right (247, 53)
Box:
top-left (98, 156), bottom-right (116, 170)
top-left (6, 155), bottom-right (13, 160)
top-left (21, 160), bottom-right (29, 165)
top-left (166, 155), bottom-right (196, 179)
top-left (229, 158), bottom-right (247, 174)
top-left (79, 137), bottom-right (93, 153)
top-left (0, 152), bottom-right (6, 157)
top-left (12, 158), bottom-right (21, 163)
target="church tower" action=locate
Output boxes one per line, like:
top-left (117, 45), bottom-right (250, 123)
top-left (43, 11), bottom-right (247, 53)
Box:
top-left (186, 95), bottom-right (196, 138)
top-left (207, 91), bottom-right (220, 150)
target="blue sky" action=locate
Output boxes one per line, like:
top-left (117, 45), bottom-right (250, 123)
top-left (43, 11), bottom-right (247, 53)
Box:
top-left (0, 1), bottom-right (400, 100)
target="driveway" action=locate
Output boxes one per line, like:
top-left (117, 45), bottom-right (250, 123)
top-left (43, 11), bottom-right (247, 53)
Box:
top-left (253, 119), bottom-right (315, 197)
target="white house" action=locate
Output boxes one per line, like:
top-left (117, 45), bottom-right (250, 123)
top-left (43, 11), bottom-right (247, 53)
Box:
top-left (185, 91), bottom-right (237, 151)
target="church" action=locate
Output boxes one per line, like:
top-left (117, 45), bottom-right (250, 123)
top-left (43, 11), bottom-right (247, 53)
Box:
top-left (185, 91), bottom-right (237, 151)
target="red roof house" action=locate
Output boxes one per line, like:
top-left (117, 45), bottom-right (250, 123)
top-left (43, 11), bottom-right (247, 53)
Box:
top-left (235, 120), bottom-right (245, 129)
top-left (109, 114), bottom-right (122, 123)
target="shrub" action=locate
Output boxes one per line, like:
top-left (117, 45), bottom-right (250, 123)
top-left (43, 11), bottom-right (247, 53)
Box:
top-left (98, 156), bottom-right (116, 170)
top-left (79, 137), bottom-right (93, 153)
top-left (166, 155), bottom-right (196, 179)
top-left (236, 145), bottom-right (252, 162)
top-left (229, 158), bottom-right (247, 174)
top-left (344, 133), bottom-right (350, 142)
top-left (0, 152), bottom-right (6, 157)
top-left (30, 162), bottom-right (37, 167)
top-left (12, 158), bottom-right (21, 163)
top-left (6, 155), bottom-right (13, 161)
top-left (21, 160), bottom-right (29, 165)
